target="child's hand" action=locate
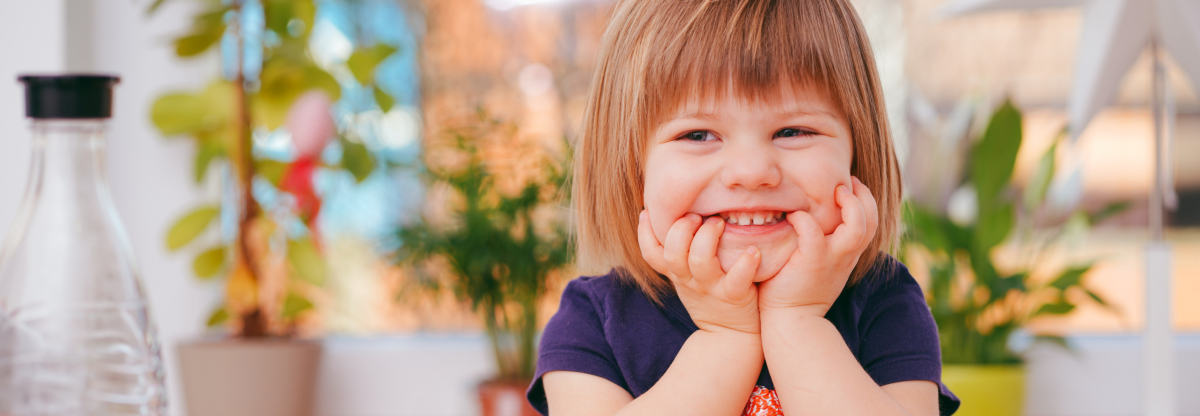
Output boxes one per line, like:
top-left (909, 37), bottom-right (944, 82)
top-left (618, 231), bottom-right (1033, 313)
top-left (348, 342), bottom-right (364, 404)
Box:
top-left (638, 210), bottom-right (762, 334)
top-left (758, 177), bottom-right (879, 318)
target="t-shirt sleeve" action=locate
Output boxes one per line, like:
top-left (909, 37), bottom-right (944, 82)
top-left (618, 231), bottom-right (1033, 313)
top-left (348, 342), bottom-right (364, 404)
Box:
top-left (858, 265), bottom-right (961, 416)
top-left (526, 277), bottom-right (628, 415)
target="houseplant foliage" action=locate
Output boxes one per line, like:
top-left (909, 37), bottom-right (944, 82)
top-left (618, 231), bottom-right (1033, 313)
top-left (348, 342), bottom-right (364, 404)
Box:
top-left (902, 99), bottom-right (1126, 364)
top-left (148, 0), bottom-right (396, 337)
top-left (393, 112), bottom-right (573, 382)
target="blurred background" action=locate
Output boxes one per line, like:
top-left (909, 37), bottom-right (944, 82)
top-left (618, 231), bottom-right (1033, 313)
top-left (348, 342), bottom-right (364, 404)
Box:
top-left (0, 0), bottom-right (1195, 415)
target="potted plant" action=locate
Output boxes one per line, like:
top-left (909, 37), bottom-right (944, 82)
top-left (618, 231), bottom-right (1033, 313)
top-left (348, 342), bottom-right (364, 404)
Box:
top-left (902, 100), bottom-right (1125, 416)
top-left (147, 0), bottom-right (394, 415)
top-left (392, 112), bottom-right (572, 416)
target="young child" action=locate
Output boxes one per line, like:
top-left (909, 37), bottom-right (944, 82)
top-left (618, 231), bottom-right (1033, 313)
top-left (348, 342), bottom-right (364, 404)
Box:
top-left (526, 0), bottom-right (960, 415)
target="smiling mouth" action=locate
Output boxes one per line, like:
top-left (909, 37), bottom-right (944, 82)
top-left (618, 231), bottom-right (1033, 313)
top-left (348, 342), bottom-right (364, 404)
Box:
top-left (712, 211), bottom-right (787, 226)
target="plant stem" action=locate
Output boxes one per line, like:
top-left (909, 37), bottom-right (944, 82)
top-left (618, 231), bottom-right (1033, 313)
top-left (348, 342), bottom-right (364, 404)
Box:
top-left (230, 0), bottom-right (266, 338)
top-left (482, 300), bottom-right (510, 380)
top-left (519, 293), bottom-right (537, 379)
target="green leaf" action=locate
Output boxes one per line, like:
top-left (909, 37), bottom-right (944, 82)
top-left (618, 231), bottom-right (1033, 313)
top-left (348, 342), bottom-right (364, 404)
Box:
top-left (972, 100), bottom-right (1023, 208)
top-left (346, 44), bottom-right (398, 85)
top-left (192, 246), bottom-right (227, 279)
top-left (974, 203), bottom-right (1014, 251)
top-left (206, 306), bottom-right (230, 328)
top-left (288, 238), bottom-right (327, 285)
top-left (904, 204), bottom-right (949, 253)
top-left (257, 159), bottom-right (289, 187)
top-left (969, 249), bottom-right (1001, 288)
top-left (1049, 265), bottom-right (1092, 290)
top-left (304, 65), bottom-right (341, 101)
top-left (251, 94), bottom-right (293, 131)
top-left (173, 5), bottom-right (231, 57)
top-left (291, 1), bottom-right (316, 34)
top-left (174, 29), bottom-right (225, 57)
top-left (1089, 201), bottom-right (1131, 225)
top-left (281, 292), bottom-right (314, 320)
top-left (194, 139), bottom-right (223, 183)
top-left (147, 0), bottom-right (169, 15)
top-left (341, 138), bottom-right (375, 183)
top-left (1086, 289), bottom-right (1110, 307)
top-left (1024, 140), bottom-right (1056, 212)
top-left (265, 0), bottom-right (315, 37)
top-left (166, 206), bottom-right (220, 251)
top-left (990, 273), bottom-right (1026, 301)
top-left (265, 0), bottom-right (295, 35)
top-left (1034, 301), bottom-right (1075, 316)
top-left (151, 93), bottom-right (206, 136)
top-left (374, 85), bottom-right (395, 112)
top-left (200, 81), bottom-right (237, 123)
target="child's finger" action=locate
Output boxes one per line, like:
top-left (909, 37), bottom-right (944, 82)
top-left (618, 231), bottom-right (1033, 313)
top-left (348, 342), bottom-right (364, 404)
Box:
top-left (829, 183), bottom-right (868, 255)
top-left (637, 210), bottom-right (671, 276)
top-left (723, 246), bottom-right (761, 299)
top-left (662, 213), bottom-right (702, 281)
top-left (786, 209), bottom-right (826, 256)
top-left (852, 176), bottom-right (880, 252)
top-left (688, 216), bottom-right (725, 282)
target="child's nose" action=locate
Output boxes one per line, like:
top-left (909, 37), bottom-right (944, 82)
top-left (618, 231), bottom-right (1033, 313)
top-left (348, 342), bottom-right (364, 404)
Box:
top-left (719, 143), bottom-right (781, 191)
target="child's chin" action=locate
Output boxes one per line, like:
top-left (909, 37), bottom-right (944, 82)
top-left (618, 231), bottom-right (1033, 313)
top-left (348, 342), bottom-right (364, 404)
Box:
top-left (716, 239), bottom-right (796, 282)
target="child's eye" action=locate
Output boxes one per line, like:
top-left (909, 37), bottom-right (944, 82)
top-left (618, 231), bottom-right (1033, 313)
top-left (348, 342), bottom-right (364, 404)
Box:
top-left (678, 130), bottom-right (718, 142)
top-left (775, 128), bottom-right (816, 138)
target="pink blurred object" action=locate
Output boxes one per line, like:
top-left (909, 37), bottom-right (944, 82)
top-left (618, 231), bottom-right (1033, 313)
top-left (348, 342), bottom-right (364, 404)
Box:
top-left (286, 91), bottom-right (336, 158)
top-left (282, 156), bottom-right (321, 224)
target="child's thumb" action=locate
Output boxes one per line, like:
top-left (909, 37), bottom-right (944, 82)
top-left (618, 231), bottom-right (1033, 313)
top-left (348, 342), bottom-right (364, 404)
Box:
top-left (724, 246), bottom-right (760, 298)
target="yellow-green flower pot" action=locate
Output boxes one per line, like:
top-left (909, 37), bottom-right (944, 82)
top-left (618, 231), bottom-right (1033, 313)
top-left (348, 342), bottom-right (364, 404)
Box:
top-left (942, 364), bottom-right (1025, 416)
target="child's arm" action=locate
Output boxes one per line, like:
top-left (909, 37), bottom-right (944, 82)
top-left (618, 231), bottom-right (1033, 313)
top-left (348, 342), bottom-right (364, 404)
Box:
top-left (759, 179), bottom-right (938, 416)
top-left (543, 211), bottom-right (765, 416)
top-left (760, 311), bottom-right (938, 416)
top-left (544, 328), bottom-right (762, 416)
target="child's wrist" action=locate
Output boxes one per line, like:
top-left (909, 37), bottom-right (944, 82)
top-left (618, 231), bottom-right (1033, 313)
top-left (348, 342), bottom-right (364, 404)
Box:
top-left (692, 325), bottom-right (764, 348)
top-left (695, 321), bottom-right (761, 336)
top-left (758, 303), bottom-right (831, 321)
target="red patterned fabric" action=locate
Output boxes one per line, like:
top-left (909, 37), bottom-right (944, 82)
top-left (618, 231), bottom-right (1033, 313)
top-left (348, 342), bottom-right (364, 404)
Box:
top-left (741, 385), bottom-right (784, 416)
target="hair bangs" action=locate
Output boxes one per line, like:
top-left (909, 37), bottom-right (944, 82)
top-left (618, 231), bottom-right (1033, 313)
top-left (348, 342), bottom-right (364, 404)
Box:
top-left (642, 0), bottom-right (850, 132)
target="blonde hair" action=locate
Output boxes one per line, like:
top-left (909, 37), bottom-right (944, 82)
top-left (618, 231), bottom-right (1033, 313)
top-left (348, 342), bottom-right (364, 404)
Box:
top-left (573, 0), bottom-right (903, 303)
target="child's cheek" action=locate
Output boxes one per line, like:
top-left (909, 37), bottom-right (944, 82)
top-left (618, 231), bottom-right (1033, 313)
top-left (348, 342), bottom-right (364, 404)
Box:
top-left (648, 196), bottom-right (686, 243)
top-left (811, 182), bottom-right (850, 235)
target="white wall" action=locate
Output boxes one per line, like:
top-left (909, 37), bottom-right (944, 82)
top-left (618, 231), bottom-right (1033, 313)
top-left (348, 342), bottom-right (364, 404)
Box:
top-left (0, 1), bottom-right (66, 232)
top-left (316, 334), bottom-right (496, 416)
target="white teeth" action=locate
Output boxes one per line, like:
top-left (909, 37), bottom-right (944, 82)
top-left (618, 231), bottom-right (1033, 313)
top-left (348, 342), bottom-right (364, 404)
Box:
top-left (718, 211), bottom-right (785, 226)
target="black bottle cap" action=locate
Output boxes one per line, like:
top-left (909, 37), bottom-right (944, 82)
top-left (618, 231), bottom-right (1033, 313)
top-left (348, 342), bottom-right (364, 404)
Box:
top-left (18, 75), bottom-right (120, 119)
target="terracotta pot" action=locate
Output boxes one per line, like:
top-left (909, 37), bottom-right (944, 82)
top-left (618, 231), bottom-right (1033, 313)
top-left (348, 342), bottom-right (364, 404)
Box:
top-left (178, 339), bottom-right (322, 416)
top-left (478, 379), bottom-right (540, 416)
top-left (942, 364), bottom-right (1026, 416)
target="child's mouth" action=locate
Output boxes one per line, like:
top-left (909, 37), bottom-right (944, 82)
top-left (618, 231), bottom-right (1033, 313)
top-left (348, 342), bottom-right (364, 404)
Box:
top-left (711, 210), bottom-right (787, 226)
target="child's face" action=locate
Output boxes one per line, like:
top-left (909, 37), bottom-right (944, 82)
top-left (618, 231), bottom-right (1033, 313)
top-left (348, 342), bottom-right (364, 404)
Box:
top-left (643, 86), bottom-right (854, 282)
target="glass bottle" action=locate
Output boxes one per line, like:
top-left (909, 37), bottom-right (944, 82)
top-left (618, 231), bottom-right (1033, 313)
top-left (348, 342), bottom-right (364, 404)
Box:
top-left (0, 75), bottom-right (166, 415)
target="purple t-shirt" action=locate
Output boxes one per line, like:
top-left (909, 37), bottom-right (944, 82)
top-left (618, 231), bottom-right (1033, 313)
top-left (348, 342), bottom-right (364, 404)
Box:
top-left (526, 257), bottom-right (960, 415)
